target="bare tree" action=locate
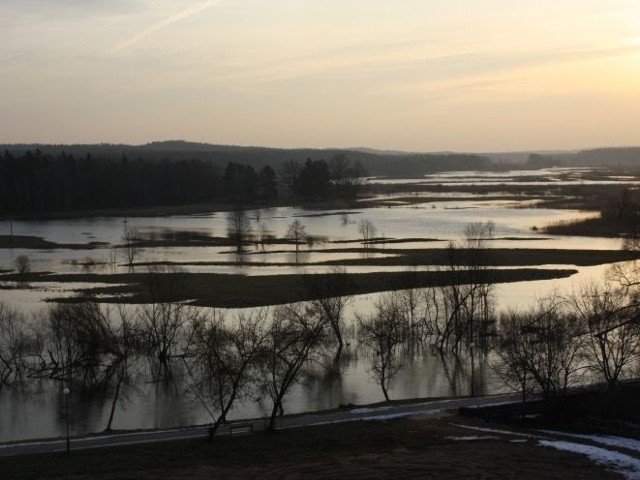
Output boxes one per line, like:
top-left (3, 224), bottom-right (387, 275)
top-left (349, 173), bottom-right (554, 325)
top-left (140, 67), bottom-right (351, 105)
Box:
top-left (305, 267), bottom-right (353, 356)
top-left (568, 282), bottom-right (640, 389)
top-left (137, 301), bottom-right (197, 379)
top-left (21, 301), bottom-right (140, 431)
top-left (463, 221), bottom-right (496, 347)
top-left (187, 309), bottom-right (270, 439)
top-left (432, 221), bottom-right (496, 353)
top-left (493, 310), bottom-right (536, 411)
top-left (495, 296), bottom-right (585, 398)
top-left (257, 222), bottom-right (272, 250)
top-left (104, 304), bottom-right (138, 431)
top-left (286, 219), bottom-right (308, 260)
top-left (358, 292), bottom-right (409, 401)
top-left (358, 219), bottom-right (377, 252)
top-left (0, 303), bottom-right (28, 390)
top-left (227, 208), bottom-right (253, 253)
top-left (32, 302), bottom-right (133, 393)
top-left (261, 304), bottom-right (326, 431)
top-left (14, 255), bottom-right (30, 275)
top-left (121, 223), bottom-right (140, 269)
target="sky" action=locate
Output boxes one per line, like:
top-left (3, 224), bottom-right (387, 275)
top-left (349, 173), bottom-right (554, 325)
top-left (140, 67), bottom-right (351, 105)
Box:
top-left (1, 0), bottom-right (640, 152)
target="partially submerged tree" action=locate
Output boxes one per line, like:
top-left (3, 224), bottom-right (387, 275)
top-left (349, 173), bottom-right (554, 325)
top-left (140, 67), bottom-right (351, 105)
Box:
top-left (31, 301), bottom-right (135, 410)
top-left (104, 304), bottom-right (137, 431)
top-left (568, 282), bottom-right (640, 389)
top-left (261, 304), bottom-right (326, 431)
top-left (305, 267), bottom-right (353, 356)
top-left (121, 222), bottom-right (140, 269)
top-left (494, 296), bottom-right (585, 398)
top-left (358, 292), bottom-right (409, 401)
top-left (137, 301), bottom-right (196, 379)
top-left (0, 303), bottom-right (29, 390)
top-left (227, 208), bottom-right (253, 254)
top-left (14, 255), bottom-right (31, 275)
top-left (187, 309), bottom-right (270, 439)
top-left (358, 219), bottom-right (377, 251)
top-left (493, 310), bottom-right (536, 410)
top-left (286, 219), bottom-right (308, 260)
top-left (431, 221), bottom-right (496, 352)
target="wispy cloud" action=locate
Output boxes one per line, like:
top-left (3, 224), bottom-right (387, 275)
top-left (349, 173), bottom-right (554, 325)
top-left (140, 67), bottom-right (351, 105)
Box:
top-left (108, 0), bottom-right (222, 54)
top-left (223, 42), bottom-right (640, 87)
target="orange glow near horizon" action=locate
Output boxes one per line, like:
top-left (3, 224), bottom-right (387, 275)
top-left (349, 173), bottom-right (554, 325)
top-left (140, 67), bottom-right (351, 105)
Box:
top-left (1, 0), bottom-right (639, 151)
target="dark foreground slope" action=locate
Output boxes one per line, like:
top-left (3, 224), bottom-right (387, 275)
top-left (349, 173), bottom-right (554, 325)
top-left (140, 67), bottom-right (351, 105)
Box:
top-left (0, 415), bottom-right (618, 480)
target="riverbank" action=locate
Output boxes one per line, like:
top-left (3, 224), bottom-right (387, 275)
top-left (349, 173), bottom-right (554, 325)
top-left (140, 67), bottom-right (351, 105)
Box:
top-left (0, 412), bottom-right (620, 479)
top-left (461, 380), bottom-right (640, 439)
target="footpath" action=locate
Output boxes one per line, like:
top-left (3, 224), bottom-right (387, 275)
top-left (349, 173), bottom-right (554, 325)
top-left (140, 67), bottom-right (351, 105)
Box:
top-left (0, 393), bottom-right (520, 457)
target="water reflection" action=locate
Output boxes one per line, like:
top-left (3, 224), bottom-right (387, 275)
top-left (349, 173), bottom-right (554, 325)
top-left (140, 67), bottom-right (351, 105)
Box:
top-left (0, 334), bottom-right (492, 442)
top-left (0, 170), bottom-right (636, 443)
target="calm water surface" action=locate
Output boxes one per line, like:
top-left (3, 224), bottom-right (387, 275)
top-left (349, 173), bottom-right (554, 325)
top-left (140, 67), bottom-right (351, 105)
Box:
top-left (0, 171), bottom-right (631, 443)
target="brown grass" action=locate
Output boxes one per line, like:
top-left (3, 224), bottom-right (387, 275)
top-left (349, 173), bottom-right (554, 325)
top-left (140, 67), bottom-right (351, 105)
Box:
top-left (0, 415), bottom-right (619, 480)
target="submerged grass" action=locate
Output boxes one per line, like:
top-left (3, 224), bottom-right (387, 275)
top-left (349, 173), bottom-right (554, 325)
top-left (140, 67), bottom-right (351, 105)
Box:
top-left (3, 268), bottom-right (577, 308)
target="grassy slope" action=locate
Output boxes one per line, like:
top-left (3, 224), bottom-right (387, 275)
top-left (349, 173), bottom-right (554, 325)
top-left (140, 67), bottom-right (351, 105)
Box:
top-left (0, 416), bottom-right (618, 480)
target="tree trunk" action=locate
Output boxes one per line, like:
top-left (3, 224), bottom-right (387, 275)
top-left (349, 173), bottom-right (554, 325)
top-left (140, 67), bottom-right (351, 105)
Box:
top-left (105, 375), bottom-right (123, 432)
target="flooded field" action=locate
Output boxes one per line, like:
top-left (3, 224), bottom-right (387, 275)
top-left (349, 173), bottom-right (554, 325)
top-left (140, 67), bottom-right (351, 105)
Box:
top-left (0, 167), bottom-right (637, 443)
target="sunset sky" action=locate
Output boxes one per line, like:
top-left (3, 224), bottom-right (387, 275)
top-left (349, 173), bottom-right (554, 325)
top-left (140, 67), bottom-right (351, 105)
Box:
top-left (2, 0), bottom-right (640, 151)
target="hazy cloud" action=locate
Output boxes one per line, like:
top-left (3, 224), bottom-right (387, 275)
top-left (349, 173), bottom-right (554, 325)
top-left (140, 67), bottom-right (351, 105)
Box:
top-left (1, 0), bottom-right (640, 150)
top-left (5, 0), bottom-right (138, 13)
top-left (108, 0), bottom-right (223, 54)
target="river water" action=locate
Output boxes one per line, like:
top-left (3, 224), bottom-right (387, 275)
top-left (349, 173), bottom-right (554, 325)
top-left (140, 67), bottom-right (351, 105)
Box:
top-left (0, 168), bottom-right (633, 442)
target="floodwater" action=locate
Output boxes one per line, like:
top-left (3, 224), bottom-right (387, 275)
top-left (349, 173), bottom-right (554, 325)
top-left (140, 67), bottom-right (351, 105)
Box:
top-left (0, 201), bottom-right (605, 278)
top-left (0, 260), bottom-right (619, 443)
top-left (0, 167), bottom-right (635, 443)
top-left (369, 167), bottom-right (640, 186)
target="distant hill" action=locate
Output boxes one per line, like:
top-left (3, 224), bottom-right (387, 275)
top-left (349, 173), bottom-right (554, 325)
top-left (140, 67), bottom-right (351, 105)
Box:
top-left (4, 142), bottom-right (640, 172)
top-left (550, 147), bottom-right (640, 167)
top-left (483, 150), bottom-right (576, 165)
top-left (0, 141), bottom-right (492, 177)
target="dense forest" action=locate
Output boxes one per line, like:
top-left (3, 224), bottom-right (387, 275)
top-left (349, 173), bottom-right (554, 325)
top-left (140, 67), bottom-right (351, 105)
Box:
top-left (0, 141), bottom-right (493, 176)
top-left (0, 150), bottom-right (220, 213)
top-left (0, 149), bottom-right (370, 214)
top-left (0, 142), bottom-right (493, 215)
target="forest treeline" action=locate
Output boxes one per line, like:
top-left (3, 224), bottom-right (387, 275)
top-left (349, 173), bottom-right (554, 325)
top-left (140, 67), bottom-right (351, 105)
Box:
top-left (1, 141), bottom-right (493, 190)
top-left (0, 141), bottom-right (494, 174)
top-left (0, 149), bottom-right (371, 214)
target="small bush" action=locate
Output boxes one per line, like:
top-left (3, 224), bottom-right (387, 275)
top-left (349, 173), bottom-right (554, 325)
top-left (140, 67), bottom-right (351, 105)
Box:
top-left (14, 255), bottom-right (31, 274)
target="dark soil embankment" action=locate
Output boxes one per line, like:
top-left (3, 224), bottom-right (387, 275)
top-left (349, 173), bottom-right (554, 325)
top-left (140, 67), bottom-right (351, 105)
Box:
top-left (461, 381), bottom-right (640, 438)
top-left (542, 216), bottom-right (633, 238)
top-left (0, 415), bottom-right (618, 480)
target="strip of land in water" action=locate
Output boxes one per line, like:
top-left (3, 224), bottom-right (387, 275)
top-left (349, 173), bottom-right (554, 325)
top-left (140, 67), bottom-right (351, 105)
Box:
top-left (1, 268), bottom-right (577, 307)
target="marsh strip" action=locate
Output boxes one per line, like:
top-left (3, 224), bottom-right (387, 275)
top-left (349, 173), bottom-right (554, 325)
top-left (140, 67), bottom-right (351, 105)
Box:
top-left (0, 235), bottom-right (107, 250)
top-left (5, 268), bottom-right (579, 308)
top-left (133, 248), bottom-right (638, 268)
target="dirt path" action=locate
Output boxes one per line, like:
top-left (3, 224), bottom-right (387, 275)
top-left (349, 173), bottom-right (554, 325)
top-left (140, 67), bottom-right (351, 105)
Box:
top-left (2, 395), bottom-right (638, 479)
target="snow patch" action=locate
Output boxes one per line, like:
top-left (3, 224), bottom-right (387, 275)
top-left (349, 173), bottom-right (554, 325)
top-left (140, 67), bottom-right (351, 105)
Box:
top-left (450, 423), bottom-right (539, 439)
top-left (446, 435), bottom-right (499, 441)
top-left (287, 409), bottom-right (443, 429)
top-left (350, 406), bottom-right (393, 414)
top-left (539, 430), bottom-right (640, 454)
top-left (539, 440), bottom-right (640, 480)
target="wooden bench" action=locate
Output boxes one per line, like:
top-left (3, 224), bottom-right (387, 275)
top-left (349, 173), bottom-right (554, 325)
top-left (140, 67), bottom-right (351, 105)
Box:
top-left (228, 422), bottom-right (254, 436)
